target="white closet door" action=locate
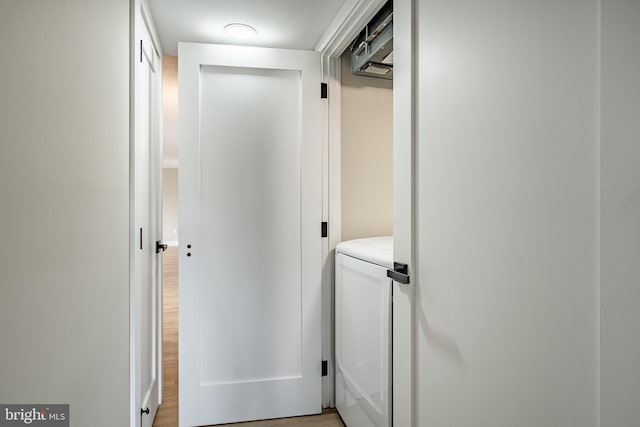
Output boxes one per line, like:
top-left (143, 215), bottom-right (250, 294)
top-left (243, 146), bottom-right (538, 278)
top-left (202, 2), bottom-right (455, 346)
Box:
top-left (134, 2), bottom-right (162, 426)
top-left (178, 43), bottom-right (322, 427)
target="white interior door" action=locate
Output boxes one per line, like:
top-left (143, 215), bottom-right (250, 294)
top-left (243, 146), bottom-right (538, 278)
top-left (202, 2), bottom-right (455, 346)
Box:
top-left (178, 43), bottom-right (323, 427)
top-left (134, 2), bottom-right (162, 426)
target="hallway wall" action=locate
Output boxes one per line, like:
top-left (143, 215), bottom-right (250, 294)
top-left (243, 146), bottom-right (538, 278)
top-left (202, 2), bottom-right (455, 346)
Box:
top-left (0, 1), bottom-right (130, 426)
top-left (162, 55), bottom-right (179, 246)
top-left (162, 54), bottom-right (178, 168)
top-left (163, 168), bottom-right (179, 245)
top-left (600, 0), bottom-right (640, 423)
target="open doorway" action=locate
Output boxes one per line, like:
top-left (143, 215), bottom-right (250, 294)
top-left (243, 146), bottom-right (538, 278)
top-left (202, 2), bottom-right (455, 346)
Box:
top-left (145, 0), bottom-right (394, 425)
top-left (332, 8), bottom-right (394, 426)
top-left (152, 54), bottom-right (179, 427)
top-left (153, 51), bottom-right (345, 426)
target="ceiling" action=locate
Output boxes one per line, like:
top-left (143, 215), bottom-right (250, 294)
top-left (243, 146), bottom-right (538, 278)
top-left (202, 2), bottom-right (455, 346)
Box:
top-left (148, 0), bottom-right (351, 168)
top-left (148, 0), bottom-right (349, 56)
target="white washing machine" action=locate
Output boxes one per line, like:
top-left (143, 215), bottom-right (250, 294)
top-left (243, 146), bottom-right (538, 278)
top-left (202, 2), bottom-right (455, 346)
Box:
top-left (335, 237), bottom-right (393, 427)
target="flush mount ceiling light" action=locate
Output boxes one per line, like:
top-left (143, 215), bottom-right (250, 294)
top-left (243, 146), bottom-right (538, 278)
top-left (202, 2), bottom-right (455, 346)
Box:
top-left (224, 23), bottom-right (257, 40)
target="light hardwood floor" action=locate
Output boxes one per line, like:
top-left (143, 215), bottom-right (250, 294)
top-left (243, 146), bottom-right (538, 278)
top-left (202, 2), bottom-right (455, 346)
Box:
top-left (153, 247), bottom-right (179, 427)
top-left (153, 247), bottom-right (344, 427)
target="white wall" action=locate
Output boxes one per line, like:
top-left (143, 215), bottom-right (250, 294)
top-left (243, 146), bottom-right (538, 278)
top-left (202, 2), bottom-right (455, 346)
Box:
top-left (600, 0), bottom-right (640, 424)
top-left (340, 51), bottom-right (393, 241)
top-left (413, 0), bottom-right (599, 425)
top-left (163, 168), bottom-right (179, 244)
top-left (162, 55), bottom-right (179, 245)
top-left (0, 2), bottom-right (130, 426)
top-left (162, 54), bottom-right (178, 168)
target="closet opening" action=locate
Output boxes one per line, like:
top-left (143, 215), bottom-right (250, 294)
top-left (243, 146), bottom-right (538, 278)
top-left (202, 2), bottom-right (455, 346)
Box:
top-left (331, 2), bottom-right (394, 424)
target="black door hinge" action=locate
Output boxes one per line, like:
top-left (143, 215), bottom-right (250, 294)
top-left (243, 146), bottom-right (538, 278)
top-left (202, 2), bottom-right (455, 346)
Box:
top-left (140, 40), bottom-right (143, 63)
top-left (321, 83), bottom-right (328, 99)
top-left (322, 360), bottom-right (328, 377)
top-left (321, 222), bottom-right (328, 238)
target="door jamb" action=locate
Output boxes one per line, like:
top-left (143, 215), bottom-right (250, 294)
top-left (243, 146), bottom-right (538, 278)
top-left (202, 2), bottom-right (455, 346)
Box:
top-left (317, 1), bottom-right (416, 420)
top-left (389, 0), bottom-right (416, 425)
top-left (315, 0), bottom-right (390, 409)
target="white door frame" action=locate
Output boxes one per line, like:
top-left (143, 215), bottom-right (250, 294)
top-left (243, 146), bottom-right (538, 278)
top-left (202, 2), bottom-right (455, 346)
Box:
top-left (130, 0), bottom-right (164, 425)
top-left (388, 0), bottom-right (415, 425)
top-left (316, 0), bottom-right (415, 422)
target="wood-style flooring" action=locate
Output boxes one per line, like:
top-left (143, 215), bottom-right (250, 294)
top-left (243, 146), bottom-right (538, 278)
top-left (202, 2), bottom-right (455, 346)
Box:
top-left (152, 247), bottom-right (344, 427)
top-left (214, 410), bottom-right (344, 427)
top-left (153, 247), bottom-right (179, 427)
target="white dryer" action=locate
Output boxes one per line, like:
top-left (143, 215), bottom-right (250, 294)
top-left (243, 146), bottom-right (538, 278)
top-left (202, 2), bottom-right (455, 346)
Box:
top-left (335, 237), bottom-right (393, 427)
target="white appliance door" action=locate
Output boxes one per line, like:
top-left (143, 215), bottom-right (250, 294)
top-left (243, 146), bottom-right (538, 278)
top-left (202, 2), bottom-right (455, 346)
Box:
top-left (178, 43), bottom-right (322, 427)
top-left (335, 253), bottom-right (391, 427)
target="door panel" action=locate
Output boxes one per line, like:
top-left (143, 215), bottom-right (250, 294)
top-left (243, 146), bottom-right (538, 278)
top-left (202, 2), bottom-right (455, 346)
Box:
top-left (136, 54), bottom-right (154, 413)
top-left (199, 66), bottom-right (303, 385)
top-left (179, 43), bottom-right (322, 427)
top-left (134, 2), bottom-right (162, 426)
